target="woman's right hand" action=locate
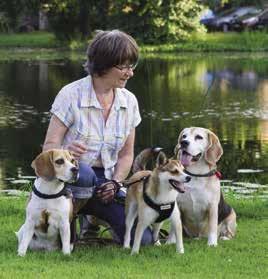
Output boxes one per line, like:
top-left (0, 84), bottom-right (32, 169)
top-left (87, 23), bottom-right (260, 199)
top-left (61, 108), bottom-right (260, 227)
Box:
top-left (66, 141), bottom-right (88, 159)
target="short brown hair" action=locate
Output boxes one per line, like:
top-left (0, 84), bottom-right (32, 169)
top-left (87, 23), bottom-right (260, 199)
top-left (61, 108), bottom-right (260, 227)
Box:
top-left (84, 30), bottom-right (139, 76)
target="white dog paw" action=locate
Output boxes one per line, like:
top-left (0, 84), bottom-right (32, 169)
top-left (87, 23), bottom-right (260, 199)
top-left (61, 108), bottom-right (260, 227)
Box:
top-left (207, 241), bottom-right (217, 247)
top-left (131, 249), bottom-right (139, 255)
top-left (154, 240), bottom-right (161, 246)
top-left (18, 250), bottom-right (26, 257)
top-left (220, 236), bottom-right (230, 241)
top-left (123, 244), bottom-right (131, 249)
top-left (177, 248), bottom-right (184, 254)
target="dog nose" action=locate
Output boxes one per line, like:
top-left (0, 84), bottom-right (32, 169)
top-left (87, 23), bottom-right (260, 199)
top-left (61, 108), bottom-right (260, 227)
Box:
top-left (180, 140), bottom-right (190, 148)
top-left (185, 176), bottom-right (191, 183)
top-left (71, 167), bottom-right (78, 175)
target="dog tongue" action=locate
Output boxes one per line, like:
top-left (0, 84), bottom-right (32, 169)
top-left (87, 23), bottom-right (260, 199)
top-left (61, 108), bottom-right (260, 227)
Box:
top-left (180, 153), bottom-right (193, 167)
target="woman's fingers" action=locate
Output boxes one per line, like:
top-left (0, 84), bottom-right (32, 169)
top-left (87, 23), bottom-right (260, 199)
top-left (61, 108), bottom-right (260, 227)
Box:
top-left (67, 141), bottom-right (88, 158)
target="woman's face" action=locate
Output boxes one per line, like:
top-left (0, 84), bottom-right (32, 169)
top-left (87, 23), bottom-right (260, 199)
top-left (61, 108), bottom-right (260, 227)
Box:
top-left (102, 63), bottom-right (136, 89)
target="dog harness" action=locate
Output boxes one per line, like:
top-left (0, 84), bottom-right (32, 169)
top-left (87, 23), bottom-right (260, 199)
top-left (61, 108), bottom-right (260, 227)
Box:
top-left (32, 184), bottom-right (71, 199)
top-left (142, 176), bottom-right (175, 223)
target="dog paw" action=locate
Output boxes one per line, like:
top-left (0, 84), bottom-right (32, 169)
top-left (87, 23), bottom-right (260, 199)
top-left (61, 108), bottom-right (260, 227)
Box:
top-left (207, 241), bottom-right (217, 247)
top-left (220, 236), bottom-right (230, 241)
top-left (177, 248), bottom-right (184, 254)
top-left (18, 250), bottom-right (26, 257)
top-left (123, 244), bottom-right (131, 249)
top-left (131, 249), bottom-right (139, 255)
top-left (154, 240), bottom-right (161, 246)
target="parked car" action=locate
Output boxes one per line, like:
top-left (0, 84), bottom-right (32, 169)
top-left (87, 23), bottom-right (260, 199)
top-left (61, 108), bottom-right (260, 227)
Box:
top-left (231, 9), bottom-right (263, 31)
top-left (242, 9), bottom-right (268, 30)
top-left (202, 6), bottom-right (261, 32)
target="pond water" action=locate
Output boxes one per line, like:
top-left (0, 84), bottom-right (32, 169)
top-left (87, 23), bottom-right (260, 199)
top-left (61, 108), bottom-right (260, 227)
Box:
top-left (1, 52), bottom-right (268, 199)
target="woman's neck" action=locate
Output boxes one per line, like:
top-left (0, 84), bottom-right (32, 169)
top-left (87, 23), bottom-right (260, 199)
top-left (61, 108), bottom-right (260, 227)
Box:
top-left (92, 76), bottom-right (113, 97)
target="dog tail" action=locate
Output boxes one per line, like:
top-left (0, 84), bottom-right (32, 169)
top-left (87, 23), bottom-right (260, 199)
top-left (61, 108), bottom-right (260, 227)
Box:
top-left (132, 147), bottom-right (163, 173)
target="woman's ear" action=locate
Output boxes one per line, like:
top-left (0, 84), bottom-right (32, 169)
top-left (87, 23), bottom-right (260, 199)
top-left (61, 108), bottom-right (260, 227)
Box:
top-left (204, 131), bottom-right (223, 166)
top-left (31, 150), bottom-right (55, 180)
top-left (156, 151), bottom-right (168, 167)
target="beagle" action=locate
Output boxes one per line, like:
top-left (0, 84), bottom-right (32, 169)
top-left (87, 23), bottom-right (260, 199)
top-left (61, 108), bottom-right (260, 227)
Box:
top-left (168, 127), bottom-right (236, 246)
top-left (124, 148), bottom-right (191, 254)
top-left (16, 149), bottom-right (79, 256)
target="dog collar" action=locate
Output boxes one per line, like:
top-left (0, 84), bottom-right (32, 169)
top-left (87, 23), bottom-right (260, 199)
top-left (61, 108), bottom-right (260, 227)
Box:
top-left (32, 184), bottom-right (71, 199)
top-left (142, 176), bottom-right (175, 223)
top-left (183, 169), bottom-right (221, 178)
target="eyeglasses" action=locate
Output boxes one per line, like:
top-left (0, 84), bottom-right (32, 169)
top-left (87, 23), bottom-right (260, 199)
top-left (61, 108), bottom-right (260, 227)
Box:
top-left (114, 63), bottom-right (138, 73)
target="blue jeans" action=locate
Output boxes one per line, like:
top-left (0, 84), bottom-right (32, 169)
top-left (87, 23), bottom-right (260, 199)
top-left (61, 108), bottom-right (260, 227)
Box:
top-left (67, 162), bottom-right (153, 245)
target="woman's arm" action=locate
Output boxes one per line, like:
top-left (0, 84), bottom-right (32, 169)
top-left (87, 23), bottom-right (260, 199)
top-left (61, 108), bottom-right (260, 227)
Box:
top-left (112, 128), bottom-right (136, 182)
top-left (43, 115), bottom-right (87, 159)
top-left (43, 115), bottom-right (68, 151)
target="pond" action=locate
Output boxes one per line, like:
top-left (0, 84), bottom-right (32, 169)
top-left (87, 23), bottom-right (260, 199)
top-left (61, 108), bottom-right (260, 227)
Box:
top-left (1, 52), bottom-right (268, 199)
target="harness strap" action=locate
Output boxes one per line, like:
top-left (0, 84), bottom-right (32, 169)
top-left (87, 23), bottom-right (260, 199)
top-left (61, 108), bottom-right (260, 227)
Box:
top-left (142, 176), bottom-right (175, 223)
top-left (32, 184), bottom-right (71, 199)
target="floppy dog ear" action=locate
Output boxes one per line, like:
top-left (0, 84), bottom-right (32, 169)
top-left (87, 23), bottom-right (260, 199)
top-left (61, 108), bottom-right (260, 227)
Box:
top-left (204, 131), bottom-right (223, 166)
top-left (31, 150), bottom-right (55, 180)
top-left (156, 151), bottom-right (168, 167)
top-left (174, 130), bottom-right (184, 159)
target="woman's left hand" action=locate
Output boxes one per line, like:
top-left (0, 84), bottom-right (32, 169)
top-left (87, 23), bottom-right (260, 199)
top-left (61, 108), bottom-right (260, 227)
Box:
top-left (95, 180), bottom-right (121, 203)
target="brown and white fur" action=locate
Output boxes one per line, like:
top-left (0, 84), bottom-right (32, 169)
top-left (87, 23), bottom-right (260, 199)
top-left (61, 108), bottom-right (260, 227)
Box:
top-left (169, 127), bottom-right (236, 246)
top-left (16, 149), bottom-right (79, 256)
top-left (124, 148), bottom-right (191, 254)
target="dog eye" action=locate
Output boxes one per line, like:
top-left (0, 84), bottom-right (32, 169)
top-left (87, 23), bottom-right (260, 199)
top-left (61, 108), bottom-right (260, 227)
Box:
top-left (195, 135), bottom-right (203, 140)
top-left (182, 134), bottom-right (187, 139)
top-left (55, 158), bottom-right (64, 165)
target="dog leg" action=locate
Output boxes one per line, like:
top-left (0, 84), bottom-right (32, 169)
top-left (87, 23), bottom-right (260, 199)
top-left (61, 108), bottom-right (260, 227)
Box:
top-left (124, 202), bottom-right (137, 249)
top-left (131, 220), bottom-right (149, 255)
top-left (166, 226), bottom-right (176, 245)
top-left (59, 220), bottom-right (71, 255)
top-left (219, 209), bottom-right (237, 240)
top-left (208, 203), bottom-right (218, 247)
top-left (152, 222), bottom-right (163, 246)
top-left (170, 207), bottom-right (184, 253)
top-left (17, 220), bottom-right (35, 256)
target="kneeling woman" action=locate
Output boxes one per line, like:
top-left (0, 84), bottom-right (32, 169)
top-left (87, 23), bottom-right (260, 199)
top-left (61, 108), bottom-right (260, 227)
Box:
top-left (42, 29), bottom-right (152, 245)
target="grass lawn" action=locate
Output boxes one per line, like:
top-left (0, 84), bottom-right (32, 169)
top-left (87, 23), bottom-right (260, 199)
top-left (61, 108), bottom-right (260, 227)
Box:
top-left (1, 31), bottom-right (268, 52)
top-left (0, 195), bottom-right (267, 279)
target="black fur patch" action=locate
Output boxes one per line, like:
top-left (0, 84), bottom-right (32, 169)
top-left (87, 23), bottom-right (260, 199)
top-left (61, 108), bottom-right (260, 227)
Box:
top-left (218, 191), bottom-right (232, 224)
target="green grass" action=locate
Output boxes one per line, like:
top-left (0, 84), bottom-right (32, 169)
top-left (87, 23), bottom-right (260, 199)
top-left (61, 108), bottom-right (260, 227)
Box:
top-left (1, 31), bottom-right (268, 52)
top-left (0, 32), bottom-right (59, 48)
top-left (0, 195), bottom-right (267, 278)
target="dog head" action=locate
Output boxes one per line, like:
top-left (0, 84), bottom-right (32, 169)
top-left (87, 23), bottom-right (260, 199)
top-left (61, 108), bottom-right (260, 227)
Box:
top-left (174, 127), bottom-right (223, 167)
top-left (31, 149), bottom-right (79, 182)
top-left (154, 151), bottom-right (191, 193)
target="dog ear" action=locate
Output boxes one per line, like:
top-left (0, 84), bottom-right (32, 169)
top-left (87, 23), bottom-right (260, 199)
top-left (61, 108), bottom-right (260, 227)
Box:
top-left (204, 131), bottom-right (223, 166)
top-left (174, 130), bottom-right (184, 159)
top-left (31, 150), bottom-right (55, 180)
top-left (156, 151), bottom-right (168, 167)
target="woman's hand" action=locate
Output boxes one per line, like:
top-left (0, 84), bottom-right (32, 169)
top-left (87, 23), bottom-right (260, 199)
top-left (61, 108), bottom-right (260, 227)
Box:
top-left (95, 180), bottom-right (121, 203)
top-left (66, 141), bottom-right (88, 159)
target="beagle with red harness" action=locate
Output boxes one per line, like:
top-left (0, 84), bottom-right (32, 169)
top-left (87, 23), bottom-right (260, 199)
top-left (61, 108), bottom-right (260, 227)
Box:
top-left (168, 127), bottom-right (237, 246)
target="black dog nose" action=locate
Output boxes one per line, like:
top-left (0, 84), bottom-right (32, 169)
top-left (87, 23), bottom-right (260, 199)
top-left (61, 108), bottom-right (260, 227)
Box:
top-left (181, 140), bottom-right (190, 148)
top-left (71, 167), bottom-right (79, 175)
top-left (185, 176), bottom-right (191, 183)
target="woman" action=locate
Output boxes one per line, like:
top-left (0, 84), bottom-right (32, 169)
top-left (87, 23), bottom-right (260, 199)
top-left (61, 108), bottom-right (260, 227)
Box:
top-left (43, 30), bottom-right (152, 245)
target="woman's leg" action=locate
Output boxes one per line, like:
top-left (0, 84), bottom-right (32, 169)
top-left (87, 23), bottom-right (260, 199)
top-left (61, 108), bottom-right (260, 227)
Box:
top-left (70, 164), bottom-right (153, 245)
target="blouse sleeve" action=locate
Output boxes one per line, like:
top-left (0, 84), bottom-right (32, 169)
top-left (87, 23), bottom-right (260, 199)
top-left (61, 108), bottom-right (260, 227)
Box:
top-left (131, 95), bottom-right (141, 129)
top-left (50, 86), bottom-right (74, 128)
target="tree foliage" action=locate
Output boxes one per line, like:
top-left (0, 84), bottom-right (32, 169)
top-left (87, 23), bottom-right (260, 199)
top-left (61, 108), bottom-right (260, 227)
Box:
top-left (44, 0), bottom-right (205, 43)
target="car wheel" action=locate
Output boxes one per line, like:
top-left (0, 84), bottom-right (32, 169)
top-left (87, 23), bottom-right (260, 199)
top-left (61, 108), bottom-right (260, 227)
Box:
top-left (223, 23), bottom-right (229, 32)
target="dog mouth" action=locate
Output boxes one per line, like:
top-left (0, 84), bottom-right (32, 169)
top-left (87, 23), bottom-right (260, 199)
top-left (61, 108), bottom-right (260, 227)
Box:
top-left (180, 150), bottom-right (202, 166)
top-left (169, 179), bottom-right (185, 193)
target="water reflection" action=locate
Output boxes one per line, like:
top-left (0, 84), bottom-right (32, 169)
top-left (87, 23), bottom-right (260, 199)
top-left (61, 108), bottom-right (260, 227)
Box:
top-left (0, 54), bottom-right (268, 198)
